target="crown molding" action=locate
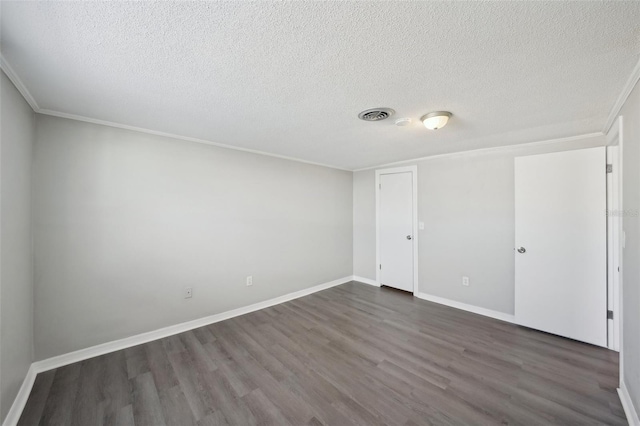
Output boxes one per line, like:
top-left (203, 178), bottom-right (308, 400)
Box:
top-left (1, 54), bottom-right (350, 172)
top-left (353, 132), bottom-right (604, 172)
top-left (2, 51), bottom-right (634, 173)
top-left (603, 55), bottom-right (640, 134)
top-left (0, 53), bottom-right (40, 111)
top-left (37, 109), bottom-right (351, 171)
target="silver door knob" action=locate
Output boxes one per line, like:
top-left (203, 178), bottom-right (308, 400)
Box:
top-left (517, 247), bottom-right (526, 253)
top-left (406, 235), bottom-right (412, 240)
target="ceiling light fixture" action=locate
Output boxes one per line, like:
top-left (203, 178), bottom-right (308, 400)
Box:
top-left (420, 111), bottom-right (452, 130)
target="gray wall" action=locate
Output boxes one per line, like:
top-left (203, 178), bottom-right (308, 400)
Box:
top-left (353, 169), bottom-right (376, 279)
top-left (0, 71), bottom-right (35, 422)
top-left (33, 115), bottom-right (353, 360)
top-left (352, 135), bottom-right (605, 315)
top-left (619, 78), bottom-right (640, 414)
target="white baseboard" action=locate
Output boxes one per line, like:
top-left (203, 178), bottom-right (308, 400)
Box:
top-left (2, 276), bottom-right (352, 426)
top-left (352, 275), bottom-right (380, 287)
top-left (2, 365), bottom-right (37, 426)
top-left (619, 380), bottom-right (640, 426)
top-left (415, 292), bottom-right (515, 324)
top-left (34, 275), bottom-right (352, 372)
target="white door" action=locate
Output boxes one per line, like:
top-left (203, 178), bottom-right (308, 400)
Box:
top-left (379, 172), bottom-right (414, 292)
top-left (515, 147), bottom-right (607, 347)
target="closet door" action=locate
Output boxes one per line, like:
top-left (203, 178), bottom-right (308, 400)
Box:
top-left (515, 147), bottom-right (607, 347)
top-left (378, 171), bottom-right (414, 292)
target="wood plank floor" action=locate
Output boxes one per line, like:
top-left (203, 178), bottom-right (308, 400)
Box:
top-left (19, 281), bottom-right (626, 425)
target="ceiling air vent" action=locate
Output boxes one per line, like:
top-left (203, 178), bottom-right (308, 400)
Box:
top-left (358, 108), bottom-right (395, 122)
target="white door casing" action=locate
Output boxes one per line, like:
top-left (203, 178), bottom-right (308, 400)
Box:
top-left (376, 166), bottom-right (418, 293)
top-left (515, 147), bottom-right (607, 347)
top-left (606, 116), bottom-right (624, 374)
top-left (606, 144), bottom-right (620, 351)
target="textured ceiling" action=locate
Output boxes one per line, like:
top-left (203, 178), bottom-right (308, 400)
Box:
top-left (2, 1), bottom-right (640, 170)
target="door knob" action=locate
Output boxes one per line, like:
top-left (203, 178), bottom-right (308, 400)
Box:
top-left (406, 235), bottom-right (412, 240)
top-left (517, 247), bottom-right (526, 253)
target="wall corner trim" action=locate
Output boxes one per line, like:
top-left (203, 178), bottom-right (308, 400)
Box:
top-left (618, 381), bottom-right (640, 426)
top-left (352, 276), bottom-right (380, 287)
top-left (415, 292), bottom-right (515, 324)
top-left (2, 365), bottom-right (37, 426)
top-left (2, 276), bottom-right (353, 426)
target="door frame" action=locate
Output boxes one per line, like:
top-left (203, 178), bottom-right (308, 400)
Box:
top-left (606, 117), bottom-right (623, 356)
top-left (375, 166), bottom-right (418, 294)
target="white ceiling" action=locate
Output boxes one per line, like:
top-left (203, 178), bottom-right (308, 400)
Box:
top-left (2, 1), bottom-right (640, 170)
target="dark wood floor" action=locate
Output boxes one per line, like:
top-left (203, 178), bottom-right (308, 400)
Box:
top-left (19, 281), bottom-right (625, 425)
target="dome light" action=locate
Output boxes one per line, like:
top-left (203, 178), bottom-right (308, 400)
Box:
top-left (421, 111), bottom-right (452, 130)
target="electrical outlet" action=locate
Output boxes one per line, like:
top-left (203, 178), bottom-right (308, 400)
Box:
top-left (184, 287), bottom-right (193, 298)
top-left (246, 276), bottom-right (253, 286)
top-left (462, 276), bottom-right (470, 287)
top-left (419, 221), bottom-right (425, 230)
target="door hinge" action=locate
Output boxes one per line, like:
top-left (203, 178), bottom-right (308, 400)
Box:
top-left (379, 264), bottom-right (382, 270)
top-left (607, 310), bottom-right (614, 320)
top-left (379, 183), bottom-right (381, 189)
top-left (606, 164), bottom-right (613, 173)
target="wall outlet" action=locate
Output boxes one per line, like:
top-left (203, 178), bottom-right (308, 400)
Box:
top-left (184, 287), bottom-right (193, 298)
top-left (462, 276), bottom-right (470, 287)
top-left (246, 276), bottom-right (253, 286)
top-left (419, 221), bottom-right (425, 230)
